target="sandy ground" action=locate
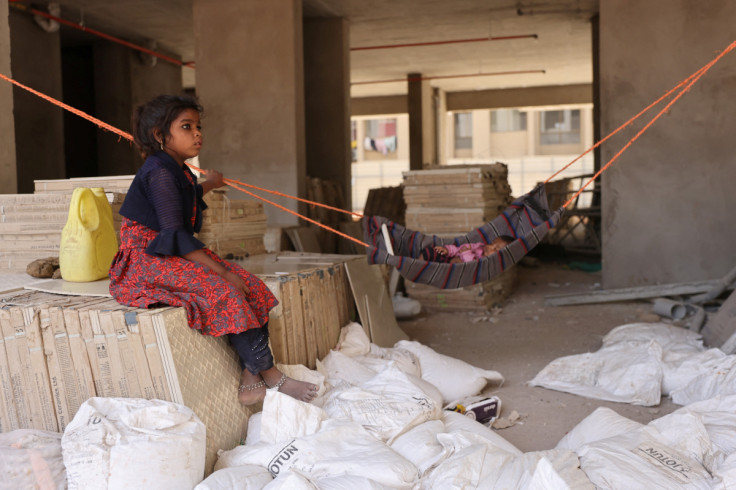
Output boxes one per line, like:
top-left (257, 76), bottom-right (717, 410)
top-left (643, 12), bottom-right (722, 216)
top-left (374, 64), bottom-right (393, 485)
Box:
top-left (397, 259), bottom-right (680, 452)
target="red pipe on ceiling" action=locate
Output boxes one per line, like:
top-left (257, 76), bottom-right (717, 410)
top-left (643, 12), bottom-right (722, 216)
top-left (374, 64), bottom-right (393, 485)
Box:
top-left (352, 69), bottom-right (545, 85)
top-left (351, 34), bottom-right (538, 51)
top-left (10, 2), bottom-right (195, 68)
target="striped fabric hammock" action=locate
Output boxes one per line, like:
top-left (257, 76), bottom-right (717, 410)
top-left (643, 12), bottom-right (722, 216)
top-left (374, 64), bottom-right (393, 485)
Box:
top-left (362, 184), bottom-right (564, 289)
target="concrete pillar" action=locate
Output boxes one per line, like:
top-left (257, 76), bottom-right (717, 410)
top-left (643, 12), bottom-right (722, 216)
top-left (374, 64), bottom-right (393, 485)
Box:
top-left (193, 0), bottom-right (306, 227)
top-left (434, 88), bottom-right (447, 165)
top-left (407, 73), bottom-right (436, 169)
top-left (93, 42), bottom-right (183, 175)
top-left (0, 1), bottom-right (17, 194)
top-left (472, 110), bottom-right (490, 160)
top-left (9, 8), bottom-right (64, 193)
top-left (303, 17), bottom-right (351, 209)
top-left (600, 0), bottom-right (736, 287)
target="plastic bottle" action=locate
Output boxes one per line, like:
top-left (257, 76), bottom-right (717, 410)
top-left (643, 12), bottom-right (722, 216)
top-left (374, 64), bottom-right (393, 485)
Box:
top-left (59, 187), bottom-right (118, 282)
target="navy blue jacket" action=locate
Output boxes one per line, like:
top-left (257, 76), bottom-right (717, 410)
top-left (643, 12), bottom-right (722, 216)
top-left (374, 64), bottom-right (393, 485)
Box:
top-left (119, 151), bottom-right (208, 256)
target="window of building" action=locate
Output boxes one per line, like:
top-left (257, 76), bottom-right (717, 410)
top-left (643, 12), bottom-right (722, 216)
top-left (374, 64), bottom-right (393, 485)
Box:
top-left (491, 109), bottom-right (527, 132)
top-left (363, 118), bottom-right (397, 156)
top-left (540, 109), bottom-right (581, 145)
top-left (454, 112), bottom-right (473, 150)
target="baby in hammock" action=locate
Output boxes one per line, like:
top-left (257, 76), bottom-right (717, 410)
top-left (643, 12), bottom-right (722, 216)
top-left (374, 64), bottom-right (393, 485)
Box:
top-left (421, 236), bottom-right (515, 264)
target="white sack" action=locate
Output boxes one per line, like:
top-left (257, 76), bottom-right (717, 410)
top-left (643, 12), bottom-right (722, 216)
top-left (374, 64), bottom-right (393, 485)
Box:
top-left (245, 412), bottom-right (262, 446)
top-left (395, 340), bottom-right (504, 403)
top-left (481, 449), bottom-right (594, 490)
top-left (389, 420), bottom-right (447, 475)
top-left (529, 338), bottom-right (664, 406)
top-left (62, 397), bottom-right (206, 490)
top-left (194, 465), bottom-right (273, 490)
top-left (441, 410), bottom-right (522, 455)
top-left (662, 348), bottom-right (726, 397)
top-left (366, 344), bottom-right (422, 378)
top-left (601, 323), bottom-right (704, 349)
top-left (316, 474), bottom-right (394, 490)
top-left (555, 407), bottom-right (642, 451)
top-left (418, 441), bottom-right (488, 489)
top-left (577, 424), bottom-right (717, 489)
top-left (0, 429), bottom-right (66, 490)
top-left (321, 364), bottom-right (441, 443)
top-left (262, 470), bottom-right (318, 489)
top-left (670, 354), bottom-right (736, 405)
top-left (260, 390), bottom-right (328, 445)
top-left (214, 419), bottom-right (418, 488)
top-left (713, 451), bottom-right (736, 488)
top-left (319, 350), bottom-right (377, 387)
top-left (334, 322), bottom-right (371, 357)
top-left (672, 394), bottom-right (736, 456)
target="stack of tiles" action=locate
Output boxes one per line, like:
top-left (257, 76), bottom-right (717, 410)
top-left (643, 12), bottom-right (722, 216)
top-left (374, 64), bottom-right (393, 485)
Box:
top-left (402, 164), bottom-right (518, 312)
top-left (0, 253), bottom-right (356, 474)
top-left (0, 289), bottom-right (249, 475)
top-left (199, 190), bottom-right (268, 257)
top-left (34, 175), bottom-right (135, 195)
top-left (0, 192), bottom-right (124, 273)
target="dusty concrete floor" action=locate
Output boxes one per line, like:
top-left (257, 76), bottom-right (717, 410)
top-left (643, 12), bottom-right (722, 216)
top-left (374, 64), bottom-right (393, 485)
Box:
top-left (398, 259), bottom-right (679, 452)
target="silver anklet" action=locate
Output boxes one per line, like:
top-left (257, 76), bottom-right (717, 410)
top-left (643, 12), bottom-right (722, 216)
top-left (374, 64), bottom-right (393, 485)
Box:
top-left (238, 380), bottom-right (265, 393)
top-left (267, 373), bottom-right (287, 391)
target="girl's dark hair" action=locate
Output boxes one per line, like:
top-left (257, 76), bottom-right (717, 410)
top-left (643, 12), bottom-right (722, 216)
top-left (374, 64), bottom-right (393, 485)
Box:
top-left (131, 94), bottom-right (203, 158)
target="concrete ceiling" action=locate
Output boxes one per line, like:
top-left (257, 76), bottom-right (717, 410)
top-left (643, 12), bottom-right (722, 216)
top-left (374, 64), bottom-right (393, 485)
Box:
top-left (51, 0), bottom-right (598, 98)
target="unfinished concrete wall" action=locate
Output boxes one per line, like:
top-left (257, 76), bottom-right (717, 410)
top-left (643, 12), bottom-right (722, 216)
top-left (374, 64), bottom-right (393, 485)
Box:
top-left (10, 9), bottom-right (64, 193)
top-left (303, 17), bottom-right (351, 209)
top-left (94, 42), bottom-right (183, 175)
top-left (0, 2), bottom-right (17, 194)
top-left (600, 0), bottom-right (736, 287)
top-left (193, 0), bottom-right (306, 227)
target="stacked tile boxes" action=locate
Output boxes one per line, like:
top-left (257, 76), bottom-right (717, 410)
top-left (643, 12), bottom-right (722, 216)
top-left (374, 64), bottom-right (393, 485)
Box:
top-left (402, 164), bottom-right (518, 312)
top-left (0, 254), bottom-right (356, 474)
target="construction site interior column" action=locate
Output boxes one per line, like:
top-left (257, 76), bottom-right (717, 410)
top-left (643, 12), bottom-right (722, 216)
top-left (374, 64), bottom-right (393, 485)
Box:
top-left (303, 17), bottom-right (351, 210)
top-left (599, 0), bottom-right (736, 287)
top-left (407, 72), bottom-right (437, 169)
top-left (193, 0), bottom-right (306, 227)
top-left (9, 7), bottom-right (64, 193)
top-left (0, 1), bottom-right (17, 194)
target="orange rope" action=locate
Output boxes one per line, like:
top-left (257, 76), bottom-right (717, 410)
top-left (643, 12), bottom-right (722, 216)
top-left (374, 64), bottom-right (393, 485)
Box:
top-left (0, 72), bottom-right (134, 143)
top-left (223, 180), bottom-right (369, 247)
top-left (544, 67), bottom-right (704, 184)
top-left (561, 40), bottom-right (736, 209)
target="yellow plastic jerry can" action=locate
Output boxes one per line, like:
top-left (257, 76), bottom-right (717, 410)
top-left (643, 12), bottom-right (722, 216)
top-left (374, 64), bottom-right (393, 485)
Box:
top-left (59, 187), bottom-right (119, 282)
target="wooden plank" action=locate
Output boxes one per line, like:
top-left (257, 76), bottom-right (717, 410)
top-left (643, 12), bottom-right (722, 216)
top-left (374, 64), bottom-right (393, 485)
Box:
top-left (299, 271), bottom-right (319, 368)
top-left (544, 279), bottom-right (724, 306)
top-left (345, 260), bottom-right (409, 348)
top-left (284, 277), bottom-right (307, 365)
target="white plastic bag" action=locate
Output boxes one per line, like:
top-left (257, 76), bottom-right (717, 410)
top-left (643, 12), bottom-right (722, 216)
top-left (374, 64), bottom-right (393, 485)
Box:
top-left (395, 340), bottom-right (504, 403)
top-left (62, 397), bottom-right (206, 490)
top-left (194, 465), bottom-right (273, 490)
top-left (321, 364), bottom-right (441, 443)
top-left (555, 407), bottom-right (642, 451)
top-left (0, 429), bottom-right (66, 490)
top-left (334, 322), bottom-right (371, 357)
top-left (215, 419), bottom-right (418, 488)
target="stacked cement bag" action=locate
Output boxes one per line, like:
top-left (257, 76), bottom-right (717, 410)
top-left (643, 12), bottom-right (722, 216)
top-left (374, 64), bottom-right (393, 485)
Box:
top-left (0, 429), bottom-right (66, 489)
top-left (62, 397), bottom-right (206, 489)
top-left (198, 322), bottom-right (597, 489)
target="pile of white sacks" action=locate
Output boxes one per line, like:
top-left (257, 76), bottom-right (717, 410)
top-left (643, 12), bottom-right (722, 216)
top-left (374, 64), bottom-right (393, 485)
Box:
top-left (2, 321), bottom-right (736, 488)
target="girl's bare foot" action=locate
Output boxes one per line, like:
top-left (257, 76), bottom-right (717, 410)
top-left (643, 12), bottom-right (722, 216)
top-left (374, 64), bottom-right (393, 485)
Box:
top-left (238, 369), bottom-right (267, 406)
top-left (261, 368), bottom-right (319, 403)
